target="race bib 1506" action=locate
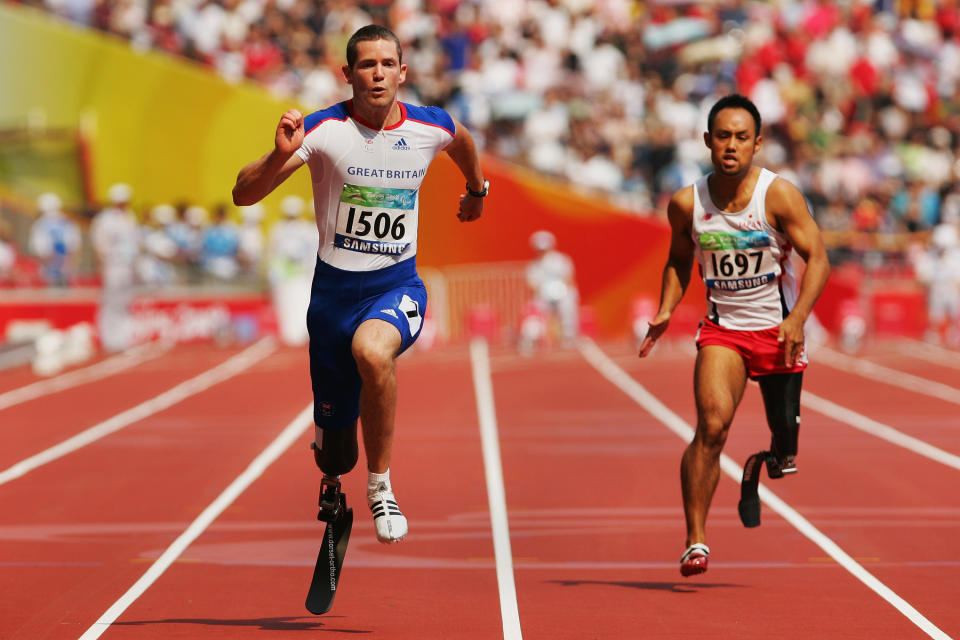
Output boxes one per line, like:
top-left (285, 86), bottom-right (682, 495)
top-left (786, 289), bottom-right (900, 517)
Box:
top-left (334, 184), bottom-right (417, 255)
top-left (700, 230), bottom-right (777, 291)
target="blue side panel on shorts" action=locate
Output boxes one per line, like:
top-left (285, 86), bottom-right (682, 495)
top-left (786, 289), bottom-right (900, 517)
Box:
top-left (403, 103), bottom-right (455, 137)
top-left (304, 102), bottom-right (350, 134)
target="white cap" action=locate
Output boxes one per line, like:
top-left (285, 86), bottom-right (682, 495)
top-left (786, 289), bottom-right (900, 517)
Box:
top-left (37, 192), bottom-right (62, 214)
top-left (185, 205), bottom-right (209, 226)
top-left (108, 183), bottom-right (133, 204)
top-left (240, 203), bottom-right (265, 222)
top-left (530, 230), bottom-right (556, 251)
top-left (150, 204), bottom-right (177, 225)
top-left (932, 223), bottom-right (958, 250)
top-left (281, 195), bottom-right (305, 217)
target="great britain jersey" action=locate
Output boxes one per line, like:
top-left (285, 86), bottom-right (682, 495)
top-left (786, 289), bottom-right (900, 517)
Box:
top-left (295, 100), bottom-right (455, 271)
top-left (692, 168), bottom-right (798, 330)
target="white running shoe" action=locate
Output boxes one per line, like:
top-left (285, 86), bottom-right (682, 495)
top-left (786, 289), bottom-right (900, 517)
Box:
top-left (367, 482), bottom-right (408, 543)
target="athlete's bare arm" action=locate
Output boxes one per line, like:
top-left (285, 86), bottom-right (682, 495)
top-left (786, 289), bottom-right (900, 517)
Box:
top-left (765, 177), bottom-right (831, 365)
top-left (444, 117), bottom-right (485, 223)
top-left (639, 186), bottom-right (696, 357)
top-left (233, 109), bottom-right (307, 206)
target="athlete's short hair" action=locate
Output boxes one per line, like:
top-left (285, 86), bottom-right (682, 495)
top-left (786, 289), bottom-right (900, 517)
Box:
top-left (346, 24), bottom-right (403, 68)
top-left (707, 94), bottom-right (761, 137)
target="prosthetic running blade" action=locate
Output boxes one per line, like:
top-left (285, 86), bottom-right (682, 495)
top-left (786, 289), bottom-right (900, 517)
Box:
top-left (306, 490), bottom-right (352, 615)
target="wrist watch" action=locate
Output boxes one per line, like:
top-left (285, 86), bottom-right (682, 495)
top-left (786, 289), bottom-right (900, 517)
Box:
top-left (466, 179), bottom-right (490, 198)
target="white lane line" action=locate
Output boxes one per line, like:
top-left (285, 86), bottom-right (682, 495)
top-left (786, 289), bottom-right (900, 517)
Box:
top-left (894, 339), bottom-right (960, 371)
top-left (577, 338), bottom-right (952, 640)
top-left (817, 346), bottom-right (960, 406)
top-left (79, 403), bottom-right (313, 639)
top-left (469, 337), bottom-right (523, 640)
top-left (802, 392), bottom-right (960, 472)
top-left (0, 337), bottom-right (276, 487)
top-left (0, 341), bottom-right (171, 412)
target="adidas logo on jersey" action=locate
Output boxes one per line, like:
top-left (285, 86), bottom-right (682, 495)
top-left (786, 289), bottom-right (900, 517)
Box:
top-left (393, 138), bottom-right (410, 151)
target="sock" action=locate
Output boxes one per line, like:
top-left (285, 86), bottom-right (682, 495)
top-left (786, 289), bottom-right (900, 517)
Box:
top-left (368, 469), bottom-right (391, 492)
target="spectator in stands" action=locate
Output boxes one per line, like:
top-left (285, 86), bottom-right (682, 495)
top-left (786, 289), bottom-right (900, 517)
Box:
top-left (200, 203), bottom-right (241, 280)
top-left (90, 183), bottom-right (140, 352)
top-left (28, 192), bottom-right (82, 287)
top-left (237, 202), bottom-right (265, 282)
top-left (137, 203), bottom-right (178, 286)
top-left (166, 201), bottom-right (204, 281)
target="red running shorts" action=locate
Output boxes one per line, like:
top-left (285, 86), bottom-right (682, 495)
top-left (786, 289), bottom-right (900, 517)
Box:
top-left (695, 318), bottom-right (807, 379)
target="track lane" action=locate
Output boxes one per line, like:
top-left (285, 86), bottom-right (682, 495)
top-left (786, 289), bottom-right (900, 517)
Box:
top-left (607, 340), bottom-right (959, 638)
top-left (96, 345), bottom-right (505, 638)
top-left (0, 346), bottom-right (311, 639)
top-left (0, 342), bottom-right (268, 472)
top-left (486, 344), bottom-right (931, 639)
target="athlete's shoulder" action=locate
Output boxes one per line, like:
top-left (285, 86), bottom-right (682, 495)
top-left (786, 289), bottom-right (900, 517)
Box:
top-left (670, 183), bottom-right (697, 214)
top-left (401, 103), bottom-right (455, 137)
top-left (765, 172), bottom-right (807, 214)
top-left (303, 102), bottom-right (351, 134)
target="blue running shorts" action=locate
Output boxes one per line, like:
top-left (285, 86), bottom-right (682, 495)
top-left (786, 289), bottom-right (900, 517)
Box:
top-left (307, 258), bottom-right (427, 430)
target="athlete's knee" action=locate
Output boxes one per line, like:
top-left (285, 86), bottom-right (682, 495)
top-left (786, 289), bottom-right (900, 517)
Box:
top-left (693, 415), bottom-right (729, 452)
top-left (351, 336), bottom-right (395, 381)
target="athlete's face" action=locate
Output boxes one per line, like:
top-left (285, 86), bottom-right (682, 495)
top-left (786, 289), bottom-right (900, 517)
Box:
top-left (343, 39), bottom-right (407, 112)
top-left (704, 108), bottom-right (762, 177)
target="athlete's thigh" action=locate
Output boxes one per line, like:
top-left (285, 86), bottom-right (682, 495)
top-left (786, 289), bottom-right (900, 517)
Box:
top-left (693, 345), bottom-right (748, 428)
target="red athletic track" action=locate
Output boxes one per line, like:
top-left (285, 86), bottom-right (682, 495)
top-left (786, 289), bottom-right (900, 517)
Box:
top-left (0, 337), bottom-right (957, 639)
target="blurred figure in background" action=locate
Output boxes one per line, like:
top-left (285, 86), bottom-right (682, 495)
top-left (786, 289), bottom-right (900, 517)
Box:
top-left (0, 216), bottom-right (16, 286)
top-left (912, 220), bottom-right (960, 347)
top-left (201, 203), bottom-right (241, 281)
top-left (166, 202), bottom-right (204, 283)
top-left (137, 203), bottom-right (178, 286)
top-left (520, 229), bottom-right (579, 352)
top-left (237, 203), bottom-right (265, 282)
top-left (90, 183), bottom-right (141, 352)
top-left (268, 195), bottom-right (318, 346)
top-left (182, 205), bottom-right (209, 284)
top-left (28, 192), bottom-right (82, 287)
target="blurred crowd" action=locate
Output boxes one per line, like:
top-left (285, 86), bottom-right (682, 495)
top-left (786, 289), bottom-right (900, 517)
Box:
top-left (3, 0), bottom-right (960, 338)
top-left (0, 185), bottom-right (319, 293)
top-left (10, 0), bottom-right (960, 235)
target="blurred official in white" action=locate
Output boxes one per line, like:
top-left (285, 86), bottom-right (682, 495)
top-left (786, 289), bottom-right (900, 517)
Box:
top-left (522, 230), bottom-right (579, 350)
top-left (269, 195), bottom-right (318, 345)
top-left (90, 183), bottom-right (140, 351)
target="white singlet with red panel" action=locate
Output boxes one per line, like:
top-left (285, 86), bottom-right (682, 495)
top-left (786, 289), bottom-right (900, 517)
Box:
top-left (295, 100), bottom-right (454, 272)
top-left (692, 168), bottom-right (799, 330)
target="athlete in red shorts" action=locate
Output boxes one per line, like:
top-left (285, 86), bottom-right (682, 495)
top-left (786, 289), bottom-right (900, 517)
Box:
top-left (639, 94), bottom-right (830, 577)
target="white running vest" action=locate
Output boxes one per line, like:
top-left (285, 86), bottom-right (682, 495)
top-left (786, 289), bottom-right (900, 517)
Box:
top-left (296, 101), bottom-right (455, 272)
top-left (692, 168), bottom-right (798, 330)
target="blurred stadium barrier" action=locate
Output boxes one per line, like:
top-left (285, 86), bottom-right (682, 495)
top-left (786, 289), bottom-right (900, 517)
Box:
top-left (420, 261), bottom-right (530, 343)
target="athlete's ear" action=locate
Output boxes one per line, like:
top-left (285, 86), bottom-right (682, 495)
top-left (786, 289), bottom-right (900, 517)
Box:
top-left (398, 63), bottom-right (407, 84)
top-left (341, 64), bottom-right (353, 84)
top-left (703, 130), bottom-right (711, 148)
top-left (754, 133), bottom-right (763, 153)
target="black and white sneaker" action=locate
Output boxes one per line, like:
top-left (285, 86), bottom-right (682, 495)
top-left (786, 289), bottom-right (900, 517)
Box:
top-left (367, 482), bottom-right (407, 543)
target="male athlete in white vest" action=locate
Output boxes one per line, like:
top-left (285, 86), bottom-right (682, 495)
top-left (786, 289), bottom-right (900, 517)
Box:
top-left (639, 94), bottom-right (830, 577)
top-left (233, 25), bottom-right (487, 547)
